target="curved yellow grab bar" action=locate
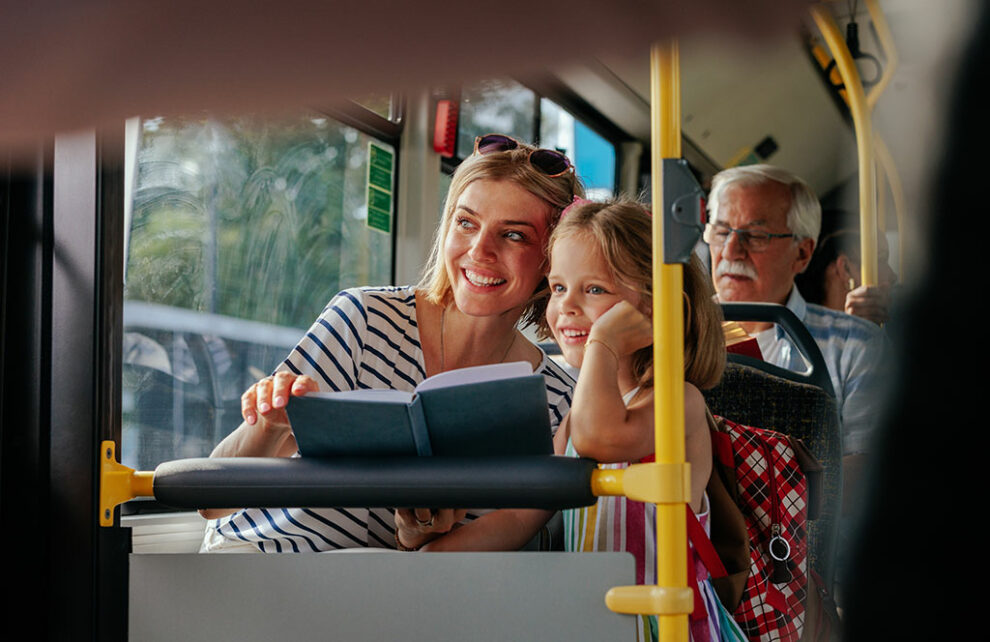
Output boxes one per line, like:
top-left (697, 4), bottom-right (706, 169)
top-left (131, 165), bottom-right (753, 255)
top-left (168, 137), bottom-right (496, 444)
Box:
top-left (874, 136), bottom-right (906, 279)
top-left (866, 0), bottom-right (898, 110)
top-left (811, 5), bottom-right (878, 287)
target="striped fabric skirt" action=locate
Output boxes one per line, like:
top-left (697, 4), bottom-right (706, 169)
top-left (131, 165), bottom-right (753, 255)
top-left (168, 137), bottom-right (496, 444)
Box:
top-left (563, 462), bottom-right (744, 642)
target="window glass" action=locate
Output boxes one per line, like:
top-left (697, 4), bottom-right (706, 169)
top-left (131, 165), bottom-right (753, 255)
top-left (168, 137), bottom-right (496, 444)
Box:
top-left (438, 170), bottom-right (453, 214)
top-left (457, 79), bottom-right (536, 157)
top-left (353, 94), bottom-right (397, 121)
top-left (541, 98), bottom-right (616, 199)
top-left (123, 114), bottom-right (394, 469)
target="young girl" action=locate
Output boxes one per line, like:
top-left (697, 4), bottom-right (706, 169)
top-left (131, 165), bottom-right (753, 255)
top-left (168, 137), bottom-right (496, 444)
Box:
top-left (545, 198), bottom-right (742, 642)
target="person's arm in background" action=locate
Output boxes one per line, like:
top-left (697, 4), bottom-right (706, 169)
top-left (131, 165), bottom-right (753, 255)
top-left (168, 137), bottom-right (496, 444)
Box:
top-left (836, 325), bottom-right (889, 512)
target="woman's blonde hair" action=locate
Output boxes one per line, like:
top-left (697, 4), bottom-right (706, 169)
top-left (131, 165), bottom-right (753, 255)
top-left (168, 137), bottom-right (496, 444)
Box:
top-left (418, 144), bottom-right (583, 329)
top-left (547, 198), bottom-right (725, 389)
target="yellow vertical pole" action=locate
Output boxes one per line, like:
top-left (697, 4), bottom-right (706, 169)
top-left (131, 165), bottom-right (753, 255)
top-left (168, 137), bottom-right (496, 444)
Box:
top-left (875, 154), bottom-right (887, 233)
top-left (651, 40), bottom-right (688, 642)
top-left (811, 5), bottom-right (878, 287)
top-left (874, 136), bottom-right (907, 279)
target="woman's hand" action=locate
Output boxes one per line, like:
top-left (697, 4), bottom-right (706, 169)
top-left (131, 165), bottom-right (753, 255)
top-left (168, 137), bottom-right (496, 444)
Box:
top-left (240, 372), bottom-right (319, 431)
top-left (394, 508), bottom-right (467, 550)
top-left (587, 300), bottom-right (653, 357)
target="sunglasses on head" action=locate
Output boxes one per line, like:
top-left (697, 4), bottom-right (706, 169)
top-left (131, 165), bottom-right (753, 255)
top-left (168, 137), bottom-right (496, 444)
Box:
top-left (473, 133), bottom-right (574, 178)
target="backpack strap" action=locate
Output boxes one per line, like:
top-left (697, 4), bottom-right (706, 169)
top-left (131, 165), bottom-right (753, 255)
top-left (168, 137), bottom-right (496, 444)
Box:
top-left (686, 507), bottom-right (712, 622)
top-left (686, 504), bottom-right (728, 579)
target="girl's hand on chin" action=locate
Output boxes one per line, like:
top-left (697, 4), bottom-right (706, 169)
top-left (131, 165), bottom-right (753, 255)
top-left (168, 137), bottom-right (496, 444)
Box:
top-left (588, 301), bottom-right (653, 357)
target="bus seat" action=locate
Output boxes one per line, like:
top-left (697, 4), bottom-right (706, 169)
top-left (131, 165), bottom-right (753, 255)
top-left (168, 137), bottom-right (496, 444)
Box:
top-left (703, 361), bottom-right (841, 590)
top-left (720, 302), bottom-right (836, 398)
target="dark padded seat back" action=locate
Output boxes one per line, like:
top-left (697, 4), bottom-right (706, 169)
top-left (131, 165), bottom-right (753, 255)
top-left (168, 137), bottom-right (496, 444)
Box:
top-left (703, 361), bottom-right (841, 588)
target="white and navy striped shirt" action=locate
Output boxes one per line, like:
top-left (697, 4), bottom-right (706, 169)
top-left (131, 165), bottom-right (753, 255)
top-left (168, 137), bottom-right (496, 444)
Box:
top-left (211, 286), bottom-right (574, 552)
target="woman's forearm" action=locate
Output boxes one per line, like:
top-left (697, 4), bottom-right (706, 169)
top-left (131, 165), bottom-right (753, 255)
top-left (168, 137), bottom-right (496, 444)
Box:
top-left (420, 509), bottom-right (553, 552)
top-left (198, 419), bottom-right (296, 520)
top-left (209, 418), bottom-right (296, 459)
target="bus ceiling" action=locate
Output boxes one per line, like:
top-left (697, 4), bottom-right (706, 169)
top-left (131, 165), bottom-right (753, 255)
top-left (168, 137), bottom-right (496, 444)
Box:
top-left (0, 3), bottom-right (964, 200)
top-left (0, 1), bottom-right (812, 147)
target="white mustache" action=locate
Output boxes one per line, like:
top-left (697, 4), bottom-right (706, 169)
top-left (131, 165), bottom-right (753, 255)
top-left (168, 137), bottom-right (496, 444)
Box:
top-left (715, 259), bottom-right (758, 280)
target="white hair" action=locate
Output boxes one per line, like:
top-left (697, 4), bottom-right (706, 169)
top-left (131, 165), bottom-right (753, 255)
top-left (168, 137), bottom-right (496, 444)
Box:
top-left (707, 164), bottom-right (821, 243)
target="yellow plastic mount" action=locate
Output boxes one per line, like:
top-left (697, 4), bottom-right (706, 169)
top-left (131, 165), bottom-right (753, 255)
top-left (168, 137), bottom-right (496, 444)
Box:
top-left (605, 585), bottom-right (694, 616)
top-left (590, 462), bottom-right (691, 504)
top-left (99, 440), bottom-right (153, 527)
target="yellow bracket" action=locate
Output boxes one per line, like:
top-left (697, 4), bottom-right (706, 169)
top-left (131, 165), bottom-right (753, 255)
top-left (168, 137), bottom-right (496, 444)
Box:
top-left (99, 440), bottom-right (153, 527)
top-left (591, 462), bottom-right (692, 504)
top-left (606, 585), bottom-right (694, 616)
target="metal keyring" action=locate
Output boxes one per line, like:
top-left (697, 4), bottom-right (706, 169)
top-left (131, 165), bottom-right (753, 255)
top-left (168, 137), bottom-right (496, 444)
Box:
top-left (769, 535), bottom-right (791, 562)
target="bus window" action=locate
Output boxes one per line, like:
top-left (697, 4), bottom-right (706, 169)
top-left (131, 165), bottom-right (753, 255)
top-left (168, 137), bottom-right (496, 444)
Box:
top-left (456, 79), bottom-right (537, 156)
top-left (453, 79), bottom-right (619, 199)
top-left (540, 98), bottom-right (617, 199)
top-left (122, 112), bottom-right (397, 470)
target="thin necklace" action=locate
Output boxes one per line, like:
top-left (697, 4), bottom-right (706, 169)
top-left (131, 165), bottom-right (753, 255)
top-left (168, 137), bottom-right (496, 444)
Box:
top-left (440, 304), bottom-right (517, 371)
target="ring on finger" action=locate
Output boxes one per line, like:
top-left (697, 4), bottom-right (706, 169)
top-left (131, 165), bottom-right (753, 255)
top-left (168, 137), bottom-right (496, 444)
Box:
top-left (415, 513), bottom-right (435, 528)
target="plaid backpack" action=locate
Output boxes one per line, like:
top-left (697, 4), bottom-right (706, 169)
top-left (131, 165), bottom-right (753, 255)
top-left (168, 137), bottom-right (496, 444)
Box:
top-left (702, 411), bottom-right (823, 642)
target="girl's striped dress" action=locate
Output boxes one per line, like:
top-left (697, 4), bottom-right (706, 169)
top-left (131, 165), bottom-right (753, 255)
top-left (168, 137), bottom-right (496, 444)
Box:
top-left (563, 389), bottom-right (744, 642)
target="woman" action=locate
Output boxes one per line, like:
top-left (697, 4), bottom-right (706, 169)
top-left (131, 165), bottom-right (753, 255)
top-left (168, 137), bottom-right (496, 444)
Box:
top-left (201, 134), bottom-right (582, 553)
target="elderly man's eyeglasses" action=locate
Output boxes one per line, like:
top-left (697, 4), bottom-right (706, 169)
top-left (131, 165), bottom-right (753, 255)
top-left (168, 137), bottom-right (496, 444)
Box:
top-left (703, 223), bottom-right (796, 252)
top-left (473, 133), bottom-right (574, 177)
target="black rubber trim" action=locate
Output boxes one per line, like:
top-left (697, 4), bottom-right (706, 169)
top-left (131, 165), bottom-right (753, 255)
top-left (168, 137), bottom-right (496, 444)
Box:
top-left (154, 456), bottom-right (598, 510)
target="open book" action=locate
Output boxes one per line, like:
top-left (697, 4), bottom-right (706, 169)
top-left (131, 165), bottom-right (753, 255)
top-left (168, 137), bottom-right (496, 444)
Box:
top-left (287, 361), bottom-right (553, 457)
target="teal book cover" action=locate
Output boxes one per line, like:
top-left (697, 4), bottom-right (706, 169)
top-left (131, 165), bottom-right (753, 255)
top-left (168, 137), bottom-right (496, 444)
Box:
top-left (287, 362), bottom-right (553, 457)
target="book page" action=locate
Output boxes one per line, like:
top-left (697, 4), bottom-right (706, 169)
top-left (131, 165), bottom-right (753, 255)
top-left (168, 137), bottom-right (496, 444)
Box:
top-left (306, 389), bottom-right (414, 403)
top-left (414, 361), bottom-right (532, 393)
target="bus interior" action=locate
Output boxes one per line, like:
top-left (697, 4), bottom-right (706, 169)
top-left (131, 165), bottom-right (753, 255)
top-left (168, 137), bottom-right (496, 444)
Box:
top-left (0, 0), bottom-right (982, 639)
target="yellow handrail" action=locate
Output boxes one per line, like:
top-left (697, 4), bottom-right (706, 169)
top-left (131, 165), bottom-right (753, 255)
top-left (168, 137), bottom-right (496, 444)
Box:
top-left (874, 136), bottom-right (907, 278)
top-left (604, 40), bottom-right (691, 642)
top-left (651, 41), bottom-right (691, 641)
top-left (866, 0), bottom-right (898, 110)
top-left (811, 5), bottom-right (879, 287)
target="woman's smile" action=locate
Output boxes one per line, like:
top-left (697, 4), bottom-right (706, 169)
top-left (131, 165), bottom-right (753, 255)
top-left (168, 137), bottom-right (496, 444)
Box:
top-left (462, 267), bottom-right (507, 288)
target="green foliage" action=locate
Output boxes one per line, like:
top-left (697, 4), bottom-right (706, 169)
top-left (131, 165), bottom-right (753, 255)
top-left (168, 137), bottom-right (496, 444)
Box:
top-left (125, 114), bottom-right (393, 329)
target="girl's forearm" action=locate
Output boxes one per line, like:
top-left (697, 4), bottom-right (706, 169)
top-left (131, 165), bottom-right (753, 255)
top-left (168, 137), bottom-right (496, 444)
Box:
top-left (568, 343), bottom-right (644, 462)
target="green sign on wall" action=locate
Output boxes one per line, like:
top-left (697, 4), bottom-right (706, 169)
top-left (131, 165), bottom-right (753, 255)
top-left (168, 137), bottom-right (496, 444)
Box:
top-left (367, 142), bottom-right (394, 233)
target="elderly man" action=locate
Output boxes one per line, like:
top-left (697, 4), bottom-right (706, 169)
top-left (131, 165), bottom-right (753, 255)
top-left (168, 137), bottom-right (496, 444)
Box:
top-left (704, 164), bottom-right (886, 466)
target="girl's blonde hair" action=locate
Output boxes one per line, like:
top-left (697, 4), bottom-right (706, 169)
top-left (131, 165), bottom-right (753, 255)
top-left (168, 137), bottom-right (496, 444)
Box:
top-left (547, 198), bottom-right (725, 389)
top-left (418, 144), bottom-right (584, 329)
